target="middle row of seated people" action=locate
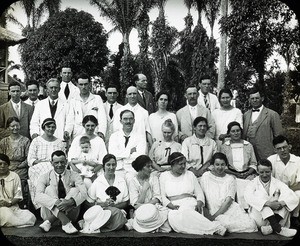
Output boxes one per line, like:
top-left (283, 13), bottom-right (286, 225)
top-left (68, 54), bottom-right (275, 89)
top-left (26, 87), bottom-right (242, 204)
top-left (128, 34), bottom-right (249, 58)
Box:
top-left (31, 150), bottom-right (299, 237)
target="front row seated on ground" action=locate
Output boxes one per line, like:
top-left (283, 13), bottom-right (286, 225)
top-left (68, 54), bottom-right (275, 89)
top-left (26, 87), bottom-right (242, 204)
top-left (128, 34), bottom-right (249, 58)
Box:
top-left (0, 150), bottom-right (298, 238)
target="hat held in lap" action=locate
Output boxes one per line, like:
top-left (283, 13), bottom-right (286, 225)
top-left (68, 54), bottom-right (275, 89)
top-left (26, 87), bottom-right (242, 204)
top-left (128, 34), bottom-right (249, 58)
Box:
top-left (133, 204), bottom-right (168, 233)
top-left (80, 205), bottom-right (111, 233)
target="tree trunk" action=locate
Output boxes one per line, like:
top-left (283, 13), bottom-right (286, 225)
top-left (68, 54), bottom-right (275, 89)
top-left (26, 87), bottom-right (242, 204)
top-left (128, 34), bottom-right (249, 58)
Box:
top-left (217, 0), bottom-right (228, 91)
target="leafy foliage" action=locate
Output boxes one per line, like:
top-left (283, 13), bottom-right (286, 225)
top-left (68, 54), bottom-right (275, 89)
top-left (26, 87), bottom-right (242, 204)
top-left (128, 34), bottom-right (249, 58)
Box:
top-left (19, 8), bottom-right (109, 84)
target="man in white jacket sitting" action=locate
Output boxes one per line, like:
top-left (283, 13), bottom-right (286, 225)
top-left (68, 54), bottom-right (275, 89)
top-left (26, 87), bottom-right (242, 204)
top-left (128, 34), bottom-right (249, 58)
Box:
top-left (244, 159), bottom-right (298, 237)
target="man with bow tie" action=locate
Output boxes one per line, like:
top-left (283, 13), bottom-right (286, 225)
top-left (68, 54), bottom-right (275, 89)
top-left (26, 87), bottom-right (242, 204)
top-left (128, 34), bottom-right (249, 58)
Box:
top-left (243, 87), bottom-right (284, 160)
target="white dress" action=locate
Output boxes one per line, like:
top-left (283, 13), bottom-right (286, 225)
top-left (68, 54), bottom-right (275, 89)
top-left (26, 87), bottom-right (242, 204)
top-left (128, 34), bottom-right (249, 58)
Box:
top-left (200, 172), bottom-right (257, 233)
top-left (159, 170), bottom-right (225, 235)
top-left (148, 112), bottom-right (178, 142)
top-left (0, 172), bottom-right (36, 227)
top-left (27, 136), bottom-right (65, 209)
top-left (211, 107), bottom-right (243, 146)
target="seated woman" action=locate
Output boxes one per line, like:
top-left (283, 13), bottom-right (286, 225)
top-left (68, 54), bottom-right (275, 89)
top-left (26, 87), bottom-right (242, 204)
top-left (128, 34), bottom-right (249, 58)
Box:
top-left (86, 154), bottom-right (128, 232)
top-left (27, 118), bottom-right (65, 209)
top-left (149, 119), bottom-right (181, 176)
top-left (148, 91), bottom-right (178, 142)
top-left (159, 152), bottom-right (227, 236)
top-left (127, 155), bottom-right (170, 232)
top-left (200, 152), bottom-right (257, 233)
top-left (220, 121), bottom-right (257, 209)
top-left (0, 154), bottom-right (36, 227)
top-left (68, 115), bottom-right (107, 177)
top-left (0, 117), bottom-right (30, 208)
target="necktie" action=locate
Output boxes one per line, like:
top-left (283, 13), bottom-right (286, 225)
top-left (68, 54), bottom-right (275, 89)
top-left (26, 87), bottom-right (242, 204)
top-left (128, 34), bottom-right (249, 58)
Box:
top-left (15, 104), bottom-right (20, 117)
top-left (204, 95), bottom-right (210, 110)
top-left (58, 175), bottom-right (66, 199)
top-left (200, 146), bottom-right (204, 165)
top-left (165, 147), bottom-right (171, 157)
top-left (64, 83), bottom-right (70, 99)
top-left (142, 92), bottom-right (146, 105)
top-left (32, 101), bottom-right (34, 107)
top-left (252, 108), bottom-right (260, 112)
top-left (51, 100), bottom-right (55, 106)
top-left (109, 104), bottom-right (114, 119)
top-left (124, 136), bottom-right (130, 147)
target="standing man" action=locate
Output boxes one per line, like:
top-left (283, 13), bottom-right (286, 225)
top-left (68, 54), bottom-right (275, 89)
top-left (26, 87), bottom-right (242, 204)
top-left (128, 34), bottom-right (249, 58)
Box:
top-left (0, 82), bottom-right (33, 139)
top-left (267, 135), bottom-right (300, 228)
top-left (109, 110), bottom-right (146, 181)
top-left (103, 84), bottom-right (122, 146)
top-left (64, 73), bottom-right (107, 141)
top-left (244, 159), bottom-right (298, 237)
top-left (133, 73), bottom-right (155, 114)
top-left (30, 78), bottom-right (68, 140)
top-left (35, 150), bottom-right (87, 234)
top-left (243, 87), bottom-right (284, 160)
top-left (176, 85), bottom-right (215, 143)
top-left (24, 80), bottom-right (40, 107)
top-left (58, 66), bottom-right (79, 102)
top-left (113, 86), bottom-right (153, 147)
top-left (197, 75), bottom-right (220, 112)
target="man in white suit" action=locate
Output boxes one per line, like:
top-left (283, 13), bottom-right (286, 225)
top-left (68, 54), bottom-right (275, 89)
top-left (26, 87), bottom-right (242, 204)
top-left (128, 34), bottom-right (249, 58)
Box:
top-left (109, 109), bottom-right (146, 181)
top-left (244, 159), bottom-right (298, 237)
top-left (30, 78), bottom-right (68, 140)
top-left (176, 85), bottom-right (215, 143)
top-left (58, 66), bottom-right (79, 102)
top-left (64, 73), bottom-right (107, 141)
top-left (103, 84), bottom-right (122, 146)
top-left (35, 150), bottom-right (87, 234)
top-left (197, 75), bottom-right (220, 112)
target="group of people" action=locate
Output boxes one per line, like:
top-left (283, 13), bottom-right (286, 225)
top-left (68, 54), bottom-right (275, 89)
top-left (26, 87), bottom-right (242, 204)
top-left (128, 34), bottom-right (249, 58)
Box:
top-left (0, 67), bottom-right (299, 238)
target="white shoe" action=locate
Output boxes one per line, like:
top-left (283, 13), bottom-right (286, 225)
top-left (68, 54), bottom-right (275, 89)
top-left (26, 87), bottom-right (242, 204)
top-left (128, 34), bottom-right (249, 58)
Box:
top-left (276, 227), bottom-right (297, 237)
top-left (124, 219), bottom-right (133, 231)
top-left (39, 220), bottom-right (51, 232)
top-left (261, 225), bottom-right (273, 235)
top-left (78, 219), bottom-right (84, 229)
top-left (215, 225), bottom-right (227, 236)
top-left (62, 222), bottom-right (78, 234)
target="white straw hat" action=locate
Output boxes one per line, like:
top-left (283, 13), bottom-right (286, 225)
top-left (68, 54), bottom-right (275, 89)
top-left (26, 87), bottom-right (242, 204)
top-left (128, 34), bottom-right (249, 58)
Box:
top-left (133, 204), bottom-right (168, 233)
top-left (80, 205), bottom-right (111, 233)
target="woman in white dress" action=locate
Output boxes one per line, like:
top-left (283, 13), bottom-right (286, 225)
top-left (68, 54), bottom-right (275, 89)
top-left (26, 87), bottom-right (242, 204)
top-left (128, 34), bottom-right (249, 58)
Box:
top-left (211, 88), bottom-right (243, 147)
top-left (87, 154), bottom-right (128, 232)
top-left (220, 121), bottom-right (257, 209)
top-left (0, 154), bottom-right (36, 227)
top-left (200, 152), bottom-right (257, 233)
top-left (149, 119), bottom-right (181, 176)
top-left (159, 152), bottom-right (227, 236)
top-left (68, 115), bottom-right (107, 175)
top-left (27, 118), bottom-right (65, 209)
top-left (148, 91), bottom-right (178, 142)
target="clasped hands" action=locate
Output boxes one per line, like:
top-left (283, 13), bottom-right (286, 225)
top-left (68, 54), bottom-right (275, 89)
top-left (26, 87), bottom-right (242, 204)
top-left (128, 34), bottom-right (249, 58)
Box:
top-left (265, 199), bottom-right (285, 211)
top-left (55, 198), bottom-right (74, 213)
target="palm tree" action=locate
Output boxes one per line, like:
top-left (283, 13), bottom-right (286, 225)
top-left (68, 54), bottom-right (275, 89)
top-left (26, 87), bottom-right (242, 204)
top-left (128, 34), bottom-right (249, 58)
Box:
top-left (90, 0), bottom-right (143, 95)
top-left (204, 0), bottom-right (220, 38)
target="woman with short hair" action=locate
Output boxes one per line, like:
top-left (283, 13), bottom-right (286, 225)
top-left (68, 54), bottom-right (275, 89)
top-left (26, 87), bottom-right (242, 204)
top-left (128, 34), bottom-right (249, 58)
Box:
top-left (0, 153), bottom-right (36, 227)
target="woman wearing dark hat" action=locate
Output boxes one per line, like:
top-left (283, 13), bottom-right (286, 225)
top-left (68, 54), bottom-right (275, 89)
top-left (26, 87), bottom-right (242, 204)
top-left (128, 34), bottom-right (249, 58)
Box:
top-left (159, 152), bottom-right (227, 236)
top-left (86, 154), bottom-right (128, 232)
top-left (27, 118), bottom-right (65, 209)
top-left (0, 153), bottom-right (36, 227)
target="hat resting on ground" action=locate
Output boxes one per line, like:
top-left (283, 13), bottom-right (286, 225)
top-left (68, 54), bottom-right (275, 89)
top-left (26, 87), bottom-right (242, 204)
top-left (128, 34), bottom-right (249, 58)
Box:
top-left (132, 204), bottom-right (168, 233)
top-left (80, 205), bottom-right (111, 233)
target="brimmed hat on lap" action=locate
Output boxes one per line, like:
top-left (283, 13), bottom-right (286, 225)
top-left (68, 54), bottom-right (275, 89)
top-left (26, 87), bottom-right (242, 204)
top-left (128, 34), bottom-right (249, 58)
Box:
top-left (133, 204), bottom-right (168, 233)
top-left (80, 205), bottom-right (111, 234)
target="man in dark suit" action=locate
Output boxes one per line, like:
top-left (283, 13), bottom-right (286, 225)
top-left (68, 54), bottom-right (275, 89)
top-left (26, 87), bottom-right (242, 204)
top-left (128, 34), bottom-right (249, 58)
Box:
top-left (0, 82), bottom-right (33, 139)
top-left (133, 73), bottom-right (155, 114)
top-left (243, 88), bottom-right (284, 160)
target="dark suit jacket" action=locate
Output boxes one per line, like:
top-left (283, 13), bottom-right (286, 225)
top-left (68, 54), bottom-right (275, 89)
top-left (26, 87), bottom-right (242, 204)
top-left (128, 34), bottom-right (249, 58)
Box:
top-left (243, 106), bottom-right (284, 160)
top-left (0, 101), bottom-right (34, 139)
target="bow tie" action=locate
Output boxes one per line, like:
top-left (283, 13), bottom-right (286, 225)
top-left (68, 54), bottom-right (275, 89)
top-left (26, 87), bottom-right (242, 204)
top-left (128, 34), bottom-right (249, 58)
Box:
top-left (252, 108), bottom-right (260, 112)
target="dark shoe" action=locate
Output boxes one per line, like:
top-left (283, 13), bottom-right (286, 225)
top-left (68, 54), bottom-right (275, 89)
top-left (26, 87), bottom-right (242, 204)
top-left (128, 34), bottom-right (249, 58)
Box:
top-left (291, 217), bottom-right (300, 229)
